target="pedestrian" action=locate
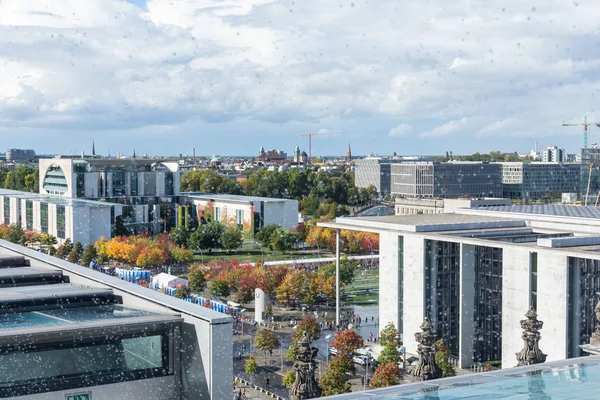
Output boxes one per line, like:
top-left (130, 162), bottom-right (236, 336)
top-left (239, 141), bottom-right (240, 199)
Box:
top-left (269, 349), bottom-right (273, 357)
top-left (266, 377), bottom-right (270, 388)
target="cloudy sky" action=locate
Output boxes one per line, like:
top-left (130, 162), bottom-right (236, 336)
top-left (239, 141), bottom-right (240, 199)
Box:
top-left (1, 0), bottom-right (600, 157)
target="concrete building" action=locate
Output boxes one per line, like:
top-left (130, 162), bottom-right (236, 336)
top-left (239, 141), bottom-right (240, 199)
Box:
top-left (321, 204), bottom-right (600, 370)
top-left (542, 146), bottom-right (565, 163)
top-left (6, 149), bottom-right (36, 163)
top-left (39, 157), bottom-right (181, 235)
top-left (355, 158), bottom-right (404, 195)
top-left (0, 188), bottom-right (114, 245)
top-left (499, 162), bottom-right (581, 200)
top-left (0, 240), bottom-right (231, 399)
top-left (390, 162), bottom-right (503, 199)
top-left (395, 198), bottom-right (512, 215)
top-left (580, 147), bottom-right (600, 204)
top-left (183, 193), bottom-right (299, 232)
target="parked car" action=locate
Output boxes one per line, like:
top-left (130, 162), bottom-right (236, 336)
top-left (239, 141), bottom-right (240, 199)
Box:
top-left (353, 355), bottom-right (367, 365)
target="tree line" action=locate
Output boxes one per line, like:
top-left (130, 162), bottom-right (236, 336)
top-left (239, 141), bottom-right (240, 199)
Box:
top-left (180, 169), bottom-right (376, 218)
top-left (0, 166), bottom-right (39, 192)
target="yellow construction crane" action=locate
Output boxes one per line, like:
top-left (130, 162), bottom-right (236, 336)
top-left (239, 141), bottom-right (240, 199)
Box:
top-left (300, 131), bottom-right (343, 163)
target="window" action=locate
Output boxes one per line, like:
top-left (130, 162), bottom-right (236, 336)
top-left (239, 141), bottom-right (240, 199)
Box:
top-left (3, 197), bottom-right (9, 225)
top-left (56, 205), bottom-right (65, 239)
top-left (236, 209), bottom-right (244, 225)
top-left (25, 200), bottom-right (33, 230)
top-left (0, 332), bottom-right (170, 397)
top-left (40, 203), bottom-right (48, 233)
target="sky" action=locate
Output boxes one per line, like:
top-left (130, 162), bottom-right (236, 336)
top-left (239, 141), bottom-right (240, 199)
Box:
top-left (2, 0), bottom-right (600, 157)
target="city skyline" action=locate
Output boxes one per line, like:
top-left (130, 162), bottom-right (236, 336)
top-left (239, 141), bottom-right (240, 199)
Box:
top-left (2, 1), bottom-right (600, 155)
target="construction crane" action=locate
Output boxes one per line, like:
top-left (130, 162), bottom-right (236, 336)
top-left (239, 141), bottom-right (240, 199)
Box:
top-left (562, 116), bottom-right (600, 149)
top-left (300, 131), bottom-right (343, 163)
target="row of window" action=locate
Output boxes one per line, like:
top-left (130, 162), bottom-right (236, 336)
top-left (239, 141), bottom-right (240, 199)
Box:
top-left (0, 199), bottom-right (64, 239)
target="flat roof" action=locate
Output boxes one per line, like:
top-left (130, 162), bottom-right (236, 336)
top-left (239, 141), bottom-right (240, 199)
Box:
top-left (183, 192), bottom-right (296, 203)
top-left (323, 355), bottom-right (600, 399)
top-left (473, 204), bottom-right (600, 219)
top-left (0, 188), bottom-right (113, 208)
top-left (320, 214), bottom-right (526, 233)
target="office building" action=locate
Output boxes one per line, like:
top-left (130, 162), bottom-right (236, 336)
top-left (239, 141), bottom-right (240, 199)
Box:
top-left (183, 193), bottom-right (299, 232)
top-left (0, 240), bottom-right (231, 399)
top-left (0, 188), bottom-right (114, 245)
top-left (580, 147), bottom-right (600, 204)
top-left (390, 162), bottom-right (503, 198)
top-left (394, 198), bottom-right (511, 216)
top-left (355, 158), bottom-right (404, 195)
top-left (6, 149), bottom-right (36, 163)
top-left (499, 162), bottom-right (581, 200)
top-left (39, 157), bottom-right (181, 235)
top-left (542, 146), bottom-right (565, 163)
top-left (321, 204), bottom-right (600, 370)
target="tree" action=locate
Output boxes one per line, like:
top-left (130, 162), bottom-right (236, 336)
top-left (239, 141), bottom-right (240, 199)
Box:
top-left (435, 340), bottom-right (457, 377)
top-left (5, 223), bottom-right (26, 245)
top-left (174, 286), bottom-right (191, 299)
top-left (370, 362), bottom-right (402, 388)
top-left (221, 225), bottom-right (243, 253)
top-left (187, 264), bottom-right (207, 292)
top-left (209, 279), bottom-right (230, 298)
top-left (255, 224), bottom-right (278, 250)
top-left (81, 244), bottom-right (97, 267)
top-left (72, 241), bottom-right (84, 258)
top-left (245, 356), bottom-right (258, 381)
top-left (378, 342), bottom-right (401, 365)
top-left (320, 355), bottom-right (352, 396)
top-left (189, 221), bottom-right (224, 253)
top-left (67, 249), bottom-right (79, 264)
top-left (169, 226), bottom-right (190, 247)
top-left (282, 369), bottom-right (295, 388)
top-left (379, 322), bottom-right (401, 348)
top-left (254, 328), bottom-right (280, 363)
top-left (331, 329), bottom-right (364, 355)
top-left (293, 316), bottom-right (321, 342)
top-left (270, 228), bottom-right (298, 253)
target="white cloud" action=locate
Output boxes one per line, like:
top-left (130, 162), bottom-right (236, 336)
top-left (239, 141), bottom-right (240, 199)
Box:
top-left (389, 124), bottom-right (413, 137)
top-left (1, 0), bottom-right (600, 154)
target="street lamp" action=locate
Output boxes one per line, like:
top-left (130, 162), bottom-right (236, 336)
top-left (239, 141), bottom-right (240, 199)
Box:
top-left (240, 308), bottom-right (247, 336)
top-left (280, 343), bottom-right (284, 369)
top-left (364, 350), bottom-right (371, 390)
top-left (325, 334), bottom-right (332, 363)
top-left (254, 241), bottom-right (264, 262)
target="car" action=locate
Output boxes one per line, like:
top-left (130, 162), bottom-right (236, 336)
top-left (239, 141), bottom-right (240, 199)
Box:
top-left (352, 355), bottom-right (367, 365)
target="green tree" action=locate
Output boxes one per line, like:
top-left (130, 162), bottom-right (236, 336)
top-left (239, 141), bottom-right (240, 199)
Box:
top-left (180, 169), bottom-right (241, 194)
top-left (174, 286), bottom-right (191, 299)
top-left (209, 279), bottom-right (230, 298)
top-left (379, 322), bottom-right (401, 348)
top-left (293, 316), bottom-right (321, 343)
top-left (67, 249), bottom-right (80, 264)
top-left (72, 241), bottom-right (84, 258)
top-left (270, 228), bottom-right (297, 253)
top-left (282, 369), bottom-right (295, 388)
top-left (169, 226), bottom-right (190, 247)
top-left (24, 172), bottom-right (39, 192)
top-left (81, 244), bottom-right (97, 267)
top-left (6, 223), bottom-right (26, 245)
top-left (221, 225), bottom-right (243, 253)
top-left (254, 328), bottom-right (280, 363)
top-left (245, 356), bottom-right (258, 381)
top-left (370, 362), bottom-right (402, 388)
top-left (255, 224), bottom-right (278, 250)
top-left (435, 340), bottom-right (457, 377)
top-left (189, 221), bottom-right (224, 253)
top-left (339, 255), bottom-right (358, 286)
top-left (320, 355), bottom-right (352, 396)
top-left (378, 342), bottom-right (401, 365)
top-left (187, 264), bottom-right (207, 292)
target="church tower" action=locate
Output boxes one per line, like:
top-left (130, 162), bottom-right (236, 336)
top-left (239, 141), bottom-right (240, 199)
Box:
top-left (347, 142), bottom-right (352, 162)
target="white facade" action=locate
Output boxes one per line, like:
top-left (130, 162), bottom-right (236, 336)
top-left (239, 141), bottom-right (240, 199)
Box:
top-left (184, 193), bottom-right (299, 230)
top-left (542, 146), bottom-right (565, 163)
top-left (0, 189), bottom-right (113, 245)
top-left (322, 209), bottom-right (600, 369)
top-left (152, 273), bottom-right (189, 289)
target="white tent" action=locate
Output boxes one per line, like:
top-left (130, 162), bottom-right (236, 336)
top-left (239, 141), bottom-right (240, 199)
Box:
top-left (152, 273), bottom-right (189, 289)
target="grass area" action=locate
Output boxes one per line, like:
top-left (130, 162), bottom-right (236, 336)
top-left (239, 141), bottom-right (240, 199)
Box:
top-left (342, 269), bottom-right (379, 305)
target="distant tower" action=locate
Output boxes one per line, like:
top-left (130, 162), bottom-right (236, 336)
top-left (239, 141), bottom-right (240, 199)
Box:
top-left (294, 146), bottom-right (300, 163)
top-left (347, 142), bottom-right (352, 162)
top-left (259, 146), bottom-right (265, 156)
top-left (132, 149), bottom-right (136, 159)
top-left (92, 140), bottom-right (96, 158)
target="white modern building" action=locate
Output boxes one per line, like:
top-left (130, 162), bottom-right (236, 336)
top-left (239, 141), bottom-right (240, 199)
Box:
top-left (322, 204), bottom-right (600, 370)
top-left (0, 240), bottom-right (231, 399)
top-left (542, 146), bottom-right (565, 163)
top-left (0, 188), bottom-right (115, 245)
top-left (394, 197), bottom-right (511, 215)
top-left (183, 193), bottom-right (299, 232)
